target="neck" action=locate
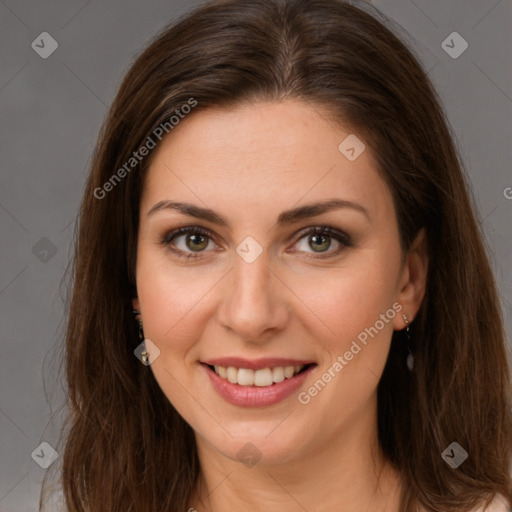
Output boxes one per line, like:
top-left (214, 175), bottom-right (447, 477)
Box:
top-left (188, 396), bottom-right (403, 512)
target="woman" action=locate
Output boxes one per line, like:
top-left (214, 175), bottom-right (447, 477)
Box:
top-left (42, 0), bottom-right (512, 510)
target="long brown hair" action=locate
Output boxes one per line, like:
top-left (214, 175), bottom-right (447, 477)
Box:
top-left (41, 0), bottom-right (512, 510)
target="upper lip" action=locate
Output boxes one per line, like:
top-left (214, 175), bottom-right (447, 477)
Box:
top-left (201, 357), bottom-right (316, 370)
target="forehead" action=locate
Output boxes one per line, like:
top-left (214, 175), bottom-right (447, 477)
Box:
top-left (140, 100), bottom-right (392, 224)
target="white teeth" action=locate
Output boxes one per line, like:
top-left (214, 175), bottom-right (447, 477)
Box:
top-left (212, 364), bottom-right (306, 386)
top-left (254, 368), bottom-right (273, 387)
top-left (226, 366), bottom-right (238, 383)
top-left (272, 366), bottom-right (285, 383)
top-left (237, 368), bottom-right (254, 386)
top-left (284, 366), bottom-right (295, 378)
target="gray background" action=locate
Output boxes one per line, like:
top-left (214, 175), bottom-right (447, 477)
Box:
top-left (0, 0), bottom-right (511, 510)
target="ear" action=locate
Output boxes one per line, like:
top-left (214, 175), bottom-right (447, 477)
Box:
top-left (392, 228), bottom-right (429, 330)
top-left (132, 297), bottom-right (140, 312)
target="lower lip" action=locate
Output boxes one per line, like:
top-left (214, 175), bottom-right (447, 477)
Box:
top-left (202, 363), bottom-right (316, 407)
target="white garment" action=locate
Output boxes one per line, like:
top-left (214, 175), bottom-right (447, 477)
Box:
top-left (418, 495), bottom-right (510, 512)
top-left (474, 494), bottom-right (510, 512)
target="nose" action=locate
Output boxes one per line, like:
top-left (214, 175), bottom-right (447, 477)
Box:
top-left (216, 251), bottom-right (290, 344)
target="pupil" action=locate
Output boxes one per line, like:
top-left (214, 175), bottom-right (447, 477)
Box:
top-left (311, 234), bottom-right (329, 252)
top-left (188, 234), bottom-right (207, 251)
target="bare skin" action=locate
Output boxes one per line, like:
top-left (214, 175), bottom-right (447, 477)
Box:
top-left (132, 100), bottom-right (428, 511)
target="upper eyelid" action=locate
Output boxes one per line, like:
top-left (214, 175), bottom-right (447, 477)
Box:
top-left (165, 224), bottom-right (346, 239)
top-left (163, 225), bottom-right (351, 251)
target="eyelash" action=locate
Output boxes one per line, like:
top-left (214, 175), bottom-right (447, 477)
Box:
top-left (159, 225), bottom-right (353, 261)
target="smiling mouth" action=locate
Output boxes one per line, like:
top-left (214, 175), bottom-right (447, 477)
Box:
top-left (204, 363), bottom-right (316, 387)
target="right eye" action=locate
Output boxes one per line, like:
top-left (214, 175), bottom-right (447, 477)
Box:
top-left (160, 226), bottom-right (219, 259)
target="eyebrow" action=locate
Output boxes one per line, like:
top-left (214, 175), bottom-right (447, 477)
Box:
top-left (147, 198), bottom-right (370, 226)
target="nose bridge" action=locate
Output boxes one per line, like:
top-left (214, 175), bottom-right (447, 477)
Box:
top-left (233, 252), bottom-right (272, 306)
top-left (219, 248), bottom-right (288, 341)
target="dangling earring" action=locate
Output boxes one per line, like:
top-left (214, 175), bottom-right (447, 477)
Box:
top-left (133, 309), bottom-right (149, 364)
top-left (402, 313), bottom-right (414, 371)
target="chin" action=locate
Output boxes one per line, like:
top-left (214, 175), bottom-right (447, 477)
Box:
top-left (196, 417), bottom-right (315, 467)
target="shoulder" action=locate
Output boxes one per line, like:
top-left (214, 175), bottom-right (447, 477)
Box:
top-left (473, 494), bottom-right (511, 512)
top-left (418, 495), bottom-right (511, 512)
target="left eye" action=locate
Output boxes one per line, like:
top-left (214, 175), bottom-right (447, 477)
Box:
top-left (293, 227), bottom-right (346, 256)
top-left (160, 225), bottom-right (352, 259)
top-left (289, 225), bottom-right (353, 260)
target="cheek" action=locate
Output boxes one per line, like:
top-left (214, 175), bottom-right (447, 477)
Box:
top-left (303, 254), bottom-right (400, 353)
top-left (294, 265), bottom-right (400, 426)
top-left (135, 249), bottom-right (221, 352)
top-left (135, 256), bottom-right (210, 416)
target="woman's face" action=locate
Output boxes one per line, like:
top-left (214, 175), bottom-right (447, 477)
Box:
top-left (133, 100), bottom-right (426, 466)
